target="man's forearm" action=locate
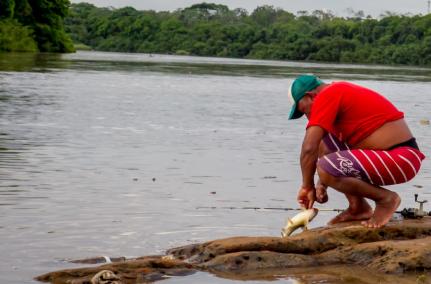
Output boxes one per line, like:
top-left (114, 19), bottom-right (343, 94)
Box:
top-left (300, 126), bottom-right (326, 189)
top-left (300, 149), bottom-right (318, 188)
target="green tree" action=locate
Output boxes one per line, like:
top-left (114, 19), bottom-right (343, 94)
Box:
top-left (0, 0), bottom-right (15, 18)
top-left (251, 5), bottom-right (278, 27)
top-left (63, 2), bottom-right (431, 65)
top-left (0, 0), bottom-right (74, 52)
top-left (0, 19), bottom-right (38, 51)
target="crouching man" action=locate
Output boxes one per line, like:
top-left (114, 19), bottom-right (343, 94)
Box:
top-left (288, 74), bottom-right (425, 228)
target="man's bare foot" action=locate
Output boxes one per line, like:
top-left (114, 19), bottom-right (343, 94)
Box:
top-left (361, 192), bottom-right (400, 228)
top-left (328, 197), bottom-right (373, 225)
top-left (316, 183), bottom-right (328, 204)
top-left (328, 206), bottom-right (373, 225)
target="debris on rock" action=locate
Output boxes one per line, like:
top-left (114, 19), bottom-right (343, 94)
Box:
top-left (90, 270), bottom-right (120, 284)
top-left (420, 119), bottom-right (430, 125)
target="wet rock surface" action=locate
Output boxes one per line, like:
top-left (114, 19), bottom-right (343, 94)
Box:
top-left (36, 256), bottom-right (196, 284)
top-left (36, 218), bottom-right (431, 284)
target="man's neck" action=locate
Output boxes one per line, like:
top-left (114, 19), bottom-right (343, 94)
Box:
top-left (315, 83), bottom-right (329, 93)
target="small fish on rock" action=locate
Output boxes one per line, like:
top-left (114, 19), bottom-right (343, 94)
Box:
top-left (90, 270), bottom-right (121, 284)
top-left (161, 254), bottom-right (175, 261)
top-left (281, 208), bottom-right (318, 237)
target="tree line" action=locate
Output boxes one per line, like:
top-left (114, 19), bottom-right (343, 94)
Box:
top-left (64, 3), bottom-right (431, 66)
top-left (0, 0), bottom-right (74, 52)
top-left (2, 1), bottom-right (431, 66)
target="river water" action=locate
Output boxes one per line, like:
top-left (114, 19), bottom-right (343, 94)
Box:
top-left (0, 51), bottom-right (430, 283)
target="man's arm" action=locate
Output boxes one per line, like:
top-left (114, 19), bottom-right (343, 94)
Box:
top-left (297, 126), bottom-right (327, 208)
top-left (301, 126), bottom-right (326, 187)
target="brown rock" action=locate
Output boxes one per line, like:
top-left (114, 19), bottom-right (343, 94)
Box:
top-left (168, 218), bottom-right (431, 263)
top-left (35, 256), bottom-right (195, 284)
top-left (70, 256), bottom-right (126, 264)
top-left (35, 218), bottom-right (431, 284)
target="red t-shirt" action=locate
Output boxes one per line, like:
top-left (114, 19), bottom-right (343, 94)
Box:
top-left (307, 82), bottom-right (404, 146)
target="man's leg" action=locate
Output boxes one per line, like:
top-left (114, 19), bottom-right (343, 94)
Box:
top-left (316, 134), bottom-right (352, 204)
top-left (316, 147), bottom-right (373, 224)
top-left (327, 193), bottom-right (373, 224)
top-left (317, 165), bottom-right (400, 227)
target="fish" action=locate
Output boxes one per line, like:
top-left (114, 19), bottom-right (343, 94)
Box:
top-left (281, 208), bottom-right (319, 237)
top-left (91, 270), bottom-right (121, 284)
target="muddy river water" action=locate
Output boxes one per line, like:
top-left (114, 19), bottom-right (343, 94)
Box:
top-left (0, 51), bottom-right (430, 283)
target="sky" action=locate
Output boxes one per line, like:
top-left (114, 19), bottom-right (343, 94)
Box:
top-left (70, 0), bottom-right (430, 18)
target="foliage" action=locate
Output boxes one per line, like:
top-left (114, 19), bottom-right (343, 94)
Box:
top-left (0, 0), bottom-right (74, 52)
top-left (65, 2), bottom-right (431, 65)
top-left (0, 19), bottom-right (38, 52)
top-left (0, 0), bottom-right (16, 19)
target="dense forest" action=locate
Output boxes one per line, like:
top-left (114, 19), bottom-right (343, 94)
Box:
top-left (2, 1), bottom-right (431, 66)
top-left (0, 0), bottom-right (74, 52)
top-left (65, 3), bottom-right (431, 65)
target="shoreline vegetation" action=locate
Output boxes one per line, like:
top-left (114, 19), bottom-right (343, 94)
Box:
top-left (0, 0), bottom-right (74, 53)
top-left (1, 1), bottom-right (431, 66)
top-left (64, 3), bottom-right (431, 66)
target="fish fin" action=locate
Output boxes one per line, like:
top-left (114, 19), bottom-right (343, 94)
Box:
top-left (282, 228), bottom-right (294, 237)
top-left (287, 218), bottom-right (293, 225)
top-left (303, 225), bottom-right (308, 231)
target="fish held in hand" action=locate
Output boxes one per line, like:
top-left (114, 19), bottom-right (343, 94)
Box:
top-left (281, 208), bottom-right (319, 237)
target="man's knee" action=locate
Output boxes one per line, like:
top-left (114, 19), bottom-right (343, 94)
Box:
top-left (317, 162), bottom-right (340, 187)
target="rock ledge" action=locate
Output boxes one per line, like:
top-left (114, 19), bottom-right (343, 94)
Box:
top-left (36, 218), bottom-right (431, 284)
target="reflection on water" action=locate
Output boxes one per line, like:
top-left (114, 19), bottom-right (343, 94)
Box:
top-left (0, 51), bottom-right (430, 284)
top-left (0, 53), bottom-right (70, 72)
top-left (2, 51), bottom-right (431, 81)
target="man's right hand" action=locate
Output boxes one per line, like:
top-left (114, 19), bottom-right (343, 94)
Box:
top-left (297, 186), bottom-right (316, 209)
top-left (315, 181), bottom-right (329, 204)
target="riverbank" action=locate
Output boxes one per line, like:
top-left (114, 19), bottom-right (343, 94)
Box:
top-left (65, 3), bottom-right (431, 66)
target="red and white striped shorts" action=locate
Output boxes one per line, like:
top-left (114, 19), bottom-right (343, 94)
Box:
top-left (317, 133), bottom-right (425, 186)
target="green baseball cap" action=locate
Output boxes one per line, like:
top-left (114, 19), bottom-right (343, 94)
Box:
top-left (288, 74), bottom-right (323, 119)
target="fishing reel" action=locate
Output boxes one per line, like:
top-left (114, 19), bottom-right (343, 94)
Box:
top-left (399, 194), bottom-right (431, 219)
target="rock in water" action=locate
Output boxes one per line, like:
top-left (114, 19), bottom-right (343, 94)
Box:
top-left (35, 218), bottom-right (431, 284)
top-left (70, 256), bottom-right (126, 264)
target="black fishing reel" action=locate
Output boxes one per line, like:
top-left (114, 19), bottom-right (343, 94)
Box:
top-left (399, 194), bottom-right (431, 219)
